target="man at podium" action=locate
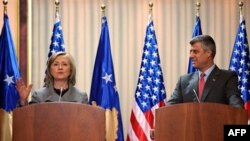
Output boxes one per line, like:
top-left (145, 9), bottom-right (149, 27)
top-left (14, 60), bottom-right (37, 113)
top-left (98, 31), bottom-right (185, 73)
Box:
top-left (16, 52), bottom-right (88, 105)
top-left (167, 35), bottom-right (244, 108)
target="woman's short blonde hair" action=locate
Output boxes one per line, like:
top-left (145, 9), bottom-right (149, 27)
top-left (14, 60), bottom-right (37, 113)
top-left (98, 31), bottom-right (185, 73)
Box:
top-left (44, 52), bottom-right (76, 87)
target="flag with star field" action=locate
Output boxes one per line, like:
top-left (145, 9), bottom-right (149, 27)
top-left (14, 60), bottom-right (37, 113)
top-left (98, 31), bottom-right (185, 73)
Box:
top-left (89, 16), bottom-right (124, 141)
top-left (48, 13), bottom-right (65, 58)
top-left (188, 15), bottom-right (202, 73)
top-left (229, 14), bottom-right (250, 118)
top-left (0, 14), bottom-right (20, 112)
top-left (127, 14), bottom-right (167, 141)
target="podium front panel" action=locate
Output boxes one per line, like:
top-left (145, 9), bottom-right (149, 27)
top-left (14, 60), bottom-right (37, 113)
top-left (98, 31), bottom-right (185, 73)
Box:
top-left (13, 102), bottom-right (105, 141)
top-left (155, 103), bottom-right (248, 141)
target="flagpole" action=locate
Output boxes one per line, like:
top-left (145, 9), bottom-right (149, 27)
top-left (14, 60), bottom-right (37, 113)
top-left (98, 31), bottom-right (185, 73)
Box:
top-left (3, 0), bottom-right (8, 14)
top-left (196, 1), bottom-right (201, 16)
top-left (239, 1), bottom-right (243, 17)
top-left (101, 4), bottom-right (106, 17)
top-left (55, 0), bottom-right (60, 18)
top-left (149, 2), bottom-right (155, 139)
top-left (149, 1), bottom-right (153, 16)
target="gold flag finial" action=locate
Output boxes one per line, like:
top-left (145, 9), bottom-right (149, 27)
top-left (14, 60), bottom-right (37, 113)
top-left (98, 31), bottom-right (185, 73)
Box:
top-left (3, 0), bottom-right (8, 14)
top-left (195, 1), bottom-right (201, 16)
top-left (149, 1), bottom-right (153, 15)
top-left (101, 4), bottom-right (106, 17)
top-left (55, 0), bottom-right (60, 17)
top-left (239, 1), bottom-right (243, 16)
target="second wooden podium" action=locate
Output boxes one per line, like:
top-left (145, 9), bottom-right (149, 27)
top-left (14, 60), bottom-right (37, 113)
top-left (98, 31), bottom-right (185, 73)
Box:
top-left (154, 103), bottom-right (248, 141)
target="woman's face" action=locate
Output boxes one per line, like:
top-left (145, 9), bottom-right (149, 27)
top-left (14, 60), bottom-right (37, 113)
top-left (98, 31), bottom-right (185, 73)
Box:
top-left (50, 55), bottom-right (71, 81)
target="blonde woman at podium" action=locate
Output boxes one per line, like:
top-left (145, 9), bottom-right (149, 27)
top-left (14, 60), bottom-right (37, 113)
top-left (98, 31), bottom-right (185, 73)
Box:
top-left (16, 52), bottom-right (88, 106)
top-left (167, 35), bottom-right (244, 108)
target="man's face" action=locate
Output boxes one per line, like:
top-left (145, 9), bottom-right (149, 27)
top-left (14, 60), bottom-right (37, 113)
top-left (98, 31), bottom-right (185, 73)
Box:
top-left (189, 42), bottom-right (212, 71)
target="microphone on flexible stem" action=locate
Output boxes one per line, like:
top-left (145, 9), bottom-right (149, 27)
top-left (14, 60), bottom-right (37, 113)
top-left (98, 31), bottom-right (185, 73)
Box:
top-left (58, 87), bottom-right (63, 102)
top-left (193, 89), bottom-right (200, 103)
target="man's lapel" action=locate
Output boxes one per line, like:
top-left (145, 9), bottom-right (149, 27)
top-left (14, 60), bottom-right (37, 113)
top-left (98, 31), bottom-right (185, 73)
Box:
top-left (201, 65), bottom-right (220, 101)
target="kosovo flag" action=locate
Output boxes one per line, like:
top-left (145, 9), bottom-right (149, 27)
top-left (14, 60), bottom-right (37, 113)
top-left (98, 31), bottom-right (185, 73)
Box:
top-left (89, 16), bottom-right (124, 141)
top-left (0, 14), bottom-right (20, 112)
top-left (188, 16), bottom-right (202, 73)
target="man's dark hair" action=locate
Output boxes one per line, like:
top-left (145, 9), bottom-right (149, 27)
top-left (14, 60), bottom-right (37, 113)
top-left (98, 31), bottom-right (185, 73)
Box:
top-left (190, 35), bottom-right (216, 58)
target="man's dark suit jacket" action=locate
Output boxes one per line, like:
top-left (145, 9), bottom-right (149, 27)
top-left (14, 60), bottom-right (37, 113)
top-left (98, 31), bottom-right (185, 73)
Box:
top-left (167, 65), bottom-right (244, 108)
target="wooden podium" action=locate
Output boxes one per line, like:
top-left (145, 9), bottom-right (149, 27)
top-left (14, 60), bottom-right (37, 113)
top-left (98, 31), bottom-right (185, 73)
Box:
top-left (12, 102), bottom-right (105, 141)
top-left (154, 103), bottom-right (248, 141)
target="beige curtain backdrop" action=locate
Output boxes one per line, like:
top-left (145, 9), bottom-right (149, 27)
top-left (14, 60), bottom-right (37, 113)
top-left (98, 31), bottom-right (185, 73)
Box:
top-left (30, 0), bottom-right (250, 138)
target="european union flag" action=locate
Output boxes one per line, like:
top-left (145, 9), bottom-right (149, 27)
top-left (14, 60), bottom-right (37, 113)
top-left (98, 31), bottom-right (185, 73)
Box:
top-left (0, 14), bottom-right (20, 112)
top-left (188, 16), bottom-right (202, 73)
top-left (229, 15), bottom-right (250, 118)
top-left (89, 16), bottom-right (124, 141)
top-left (48, 13), bottom-right (65, 58)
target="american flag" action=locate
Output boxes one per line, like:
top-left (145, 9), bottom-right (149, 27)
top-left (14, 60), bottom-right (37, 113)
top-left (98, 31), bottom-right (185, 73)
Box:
top-left (127, 14), bottom-right (166, 141)
top-left (0, 14), bottom-right (20, 112)
top-left (229, 14), bottom-right (250, 119)
top-left (48, 12), bottom-right (65, 58)
top-left (188, 15), bottom-right (202, 73)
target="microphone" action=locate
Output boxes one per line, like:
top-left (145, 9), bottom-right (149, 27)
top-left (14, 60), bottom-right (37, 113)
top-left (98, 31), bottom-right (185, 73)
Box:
top-left (193, 89), bottom-right (200, 103)
top-left (58, 87), bottom-right (63, 102)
